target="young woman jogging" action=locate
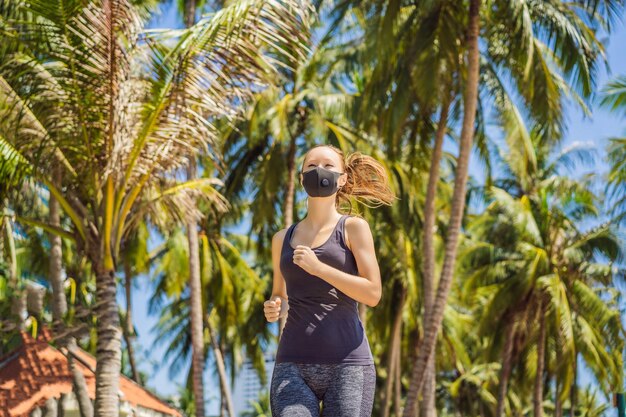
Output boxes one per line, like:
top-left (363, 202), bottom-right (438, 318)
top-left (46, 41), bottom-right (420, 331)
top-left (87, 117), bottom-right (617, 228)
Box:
top-left (264, 144), bottom-right (396, 416)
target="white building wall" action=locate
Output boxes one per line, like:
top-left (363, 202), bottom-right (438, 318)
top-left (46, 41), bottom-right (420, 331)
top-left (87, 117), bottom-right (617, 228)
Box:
top-left (232, 349), bottom-right (275, 416)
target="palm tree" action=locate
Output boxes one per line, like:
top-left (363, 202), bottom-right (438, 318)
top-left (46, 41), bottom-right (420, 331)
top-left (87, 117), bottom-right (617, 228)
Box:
top-left (49, 170), bottom-right (95, 417)
top-left (180, 0), bottom-right (208, 413)
top-left (459, 131), bottom-right (625, 416)
top-left (334, 1), bottom-right (620, 414)
top-left (321, 0), bottom-right (588, 411)
top-left (402, 2), bottom-right (481, 414)
top-left (0, 1), bottom-right (312, 415)
top-left (0, 152), bottom-right (94, 416)
top-left (119, 222), bottom-right (150, 385)
top-left (0, 140), bottom-right (30, 343)
top-left (149, 218), bottom-right (269, 417)
top-left (602, 75), bottom-right (626, 226)
top-left (365, 159), bottom-right (424, 416)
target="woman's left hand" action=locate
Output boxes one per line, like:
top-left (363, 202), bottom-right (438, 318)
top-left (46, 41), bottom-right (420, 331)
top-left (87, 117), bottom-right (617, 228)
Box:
top-left (293, 245), bottom-right (324, 276)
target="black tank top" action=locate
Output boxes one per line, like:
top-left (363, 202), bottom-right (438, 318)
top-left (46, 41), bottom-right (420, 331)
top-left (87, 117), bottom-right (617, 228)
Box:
top-left (275, 214), bottom-right (374, 365)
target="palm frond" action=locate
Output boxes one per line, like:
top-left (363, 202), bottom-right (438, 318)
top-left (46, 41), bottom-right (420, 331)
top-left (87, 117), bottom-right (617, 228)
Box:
top-left (599, 75), bottom-right (626, 115)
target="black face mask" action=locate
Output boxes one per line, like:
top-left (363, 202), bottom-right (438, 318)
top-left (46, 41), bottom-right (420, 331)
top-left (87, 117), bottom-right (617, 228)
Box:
top-left (301, 166), bottom-right (344, 197)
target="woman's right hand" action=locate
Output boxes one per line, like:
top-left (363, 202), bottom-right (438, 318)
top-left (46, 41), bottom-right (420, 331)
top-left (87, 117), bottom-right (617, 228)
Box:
top-left (264, 295), bottom-right (284, 322)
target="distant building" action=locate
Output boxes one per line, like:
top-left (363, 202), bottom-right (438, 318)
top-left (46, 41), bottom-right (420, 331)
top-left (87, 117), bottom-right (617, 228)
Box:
top-left (0, 327), bottom-right (182, 417)
top-left (231, 347), bottom-right (275, 416)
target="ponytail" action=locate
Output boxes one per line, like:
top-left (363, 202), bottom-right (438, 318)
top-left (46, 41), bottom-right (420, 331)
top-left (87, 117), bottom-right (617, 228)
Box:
top-left (338, 151), bottom-right (397, 212)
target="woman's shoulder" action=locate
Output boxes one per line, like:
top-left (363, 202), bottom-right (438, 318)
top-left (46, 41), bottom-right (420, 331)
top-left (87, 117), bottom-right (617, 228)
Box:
top-left (344, 214), bottom-right (370, 249)
top-left (271, 227), bottom-right (289, 248)
top-left (344, 213), bottom-right (368, 227)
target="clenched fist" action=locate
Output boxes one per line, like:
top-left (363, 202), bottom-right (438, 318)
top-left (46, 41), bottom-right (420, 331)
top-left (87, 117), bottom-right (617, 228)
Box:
top-left (264, 296), bottom-right (287, 322)
top-left (293, 245), bottom-right (323, 276)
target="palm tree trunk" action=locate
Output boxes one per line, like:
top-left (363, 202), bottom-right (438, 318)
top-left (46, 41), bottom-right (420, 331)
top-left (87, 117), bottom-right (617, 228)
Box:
top-left (395, 343), bottom-right (402, 417)
top-left (495, 316), bottom-right (516, 417)
top-left (570, 357), bottom-right (577, 417)
top-left (382, 337), bottom-right (397, 417)
top-left (49, 174), bottom-right (93, 417)
top-left (279, 132), bottom-right (298, 338)
top-left (58, 395), bottom-right (66, 417)
top-left (123, 263), bottom-right (141, 384)
top-left (5, 216), bottom-right (26, 331)
top-left (207, 315), bottom-right (234, 417)
top-left (4, 216), bottom-right (16, 284)
top-left (182, 3), bottom-right (205, 416)
top-left (534, 299), bottom-right (547, 417)
top-left (383, 285), bottom-right (406, 417)
top-left (402, 1), bottom-right (481, 415)
top-left (420, 360), bottom-right (436, 417)
top-left (49, 173), bottom-right (67, 333)
top-left (183, 0), bottom-right (196, 28)
top-left (219, 388), bottom-right (226, 417)
top-left (44, 397), bottom-right (58, 417)
top-left (420, 95), bottom-right (451, 417)
top-left (4, 216), bottom-right (19, 324)
top-left (187, 211), bottom-right (206, 417)
top-left (66, 338), bottom-right (94, 417)
top-left (555, 344), bottom-right (562, 417)
top-left (94, 263), bottom-right (122, 417)
top-left (402, 331), bottom-right (422, 417)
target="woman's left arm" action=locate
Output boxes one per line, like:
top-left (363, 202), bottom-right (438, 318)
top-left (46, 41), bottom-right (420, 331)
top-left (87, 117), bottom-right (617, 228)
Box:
top-left (293, 216), bottom-right (382, 307)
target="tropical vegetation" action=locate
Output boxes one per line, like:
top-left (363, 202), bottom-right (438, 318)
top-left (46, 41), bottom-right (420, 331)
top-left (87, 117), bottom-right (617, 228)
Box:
top-left (1, 0), bottom-right (625, 417)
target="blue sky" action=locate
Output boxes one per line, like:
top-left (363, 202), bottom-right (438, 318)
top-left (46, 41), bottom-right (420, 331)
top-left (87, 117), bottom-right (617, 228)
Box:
top-left (123, 2), bottom-right (626, 414)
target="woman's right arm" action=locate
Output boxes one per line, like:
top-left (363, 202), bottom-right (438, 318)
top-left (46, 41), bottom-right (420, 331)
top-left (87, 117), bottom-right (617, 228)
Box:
top-left (263, 229), bottom-right (289, 322)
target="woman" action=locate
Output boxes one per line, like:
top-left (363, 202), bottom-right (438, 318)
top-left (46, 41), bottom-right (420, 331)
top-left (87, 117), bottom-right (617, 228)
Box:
top-left (264, 144), bottom-right (396, 416)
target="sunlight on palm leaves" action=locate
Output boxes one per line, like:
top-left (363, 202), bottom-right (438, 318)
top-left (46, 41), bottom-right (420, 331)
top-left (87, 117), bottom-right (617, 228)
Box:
top-left (459, 129), bottom-right (625, 415)
top-left (0, 0), bottom-right (313, 413)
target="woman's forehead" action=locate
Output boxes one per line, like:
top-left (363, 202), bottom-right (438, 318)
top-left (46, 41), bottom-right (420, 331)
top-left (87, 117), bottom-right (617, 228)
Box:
top-left (304, 147), bottom-right (340, 163)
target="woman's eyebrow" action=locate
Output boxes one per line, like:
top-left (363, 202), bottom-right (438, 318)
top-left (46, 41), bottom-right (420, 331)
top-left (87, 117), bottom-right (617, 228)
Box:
top-left (307, 159), bottom-right (334, 164)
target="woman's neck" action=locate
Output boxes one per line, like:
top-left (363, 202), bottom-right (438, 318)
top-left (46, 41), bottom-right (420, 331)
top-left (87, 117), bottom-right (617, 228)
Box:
top-left (304, 197), bottom-right (341, 226)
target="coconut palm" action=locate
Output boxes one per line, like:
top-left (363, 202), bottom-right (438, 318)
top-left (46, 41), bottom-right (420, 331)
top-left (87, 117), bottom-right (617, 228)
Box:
top-left (149, 217), bottom-right (269, 416)
top-left (459, 130), bottom-right (625, 416)
top-left (0, 1), bottom-right (312, 415)
top-left (326, 1), bottom-right (621, 414)
top-left (602, 75), bottom-right (626, 230)
top-left (119, 222), bottom-right (150, 385)
top-left (48, 170), bottom-right (95, 417)
top-left (363, 155), bottom-right (425, 416)
top-left (0, 158), bottom-right (94, 416)
top-left (180, 0), bottom-right (208, 412)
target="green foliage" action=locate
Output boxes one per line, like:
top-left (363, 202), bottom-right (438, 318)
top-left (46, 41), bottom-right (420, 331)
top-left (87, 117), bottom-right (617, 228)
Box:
top-left (240, 389), bottom-right (271, 417)
top-left (1, 1), bottom-right (625, 416)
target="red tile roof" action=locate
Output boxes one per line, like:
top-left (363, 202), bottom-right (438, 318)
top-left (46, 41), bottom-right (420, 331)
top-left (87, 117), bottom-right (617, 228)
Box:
top-left (0, 326), bottom-right (182, 417)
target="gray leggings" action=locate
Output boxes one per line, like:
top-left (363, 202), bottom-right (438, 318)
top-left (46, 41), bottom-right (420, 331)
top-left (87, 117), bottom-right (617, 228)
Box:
top-left (270, 362), bottom-right (376, 416)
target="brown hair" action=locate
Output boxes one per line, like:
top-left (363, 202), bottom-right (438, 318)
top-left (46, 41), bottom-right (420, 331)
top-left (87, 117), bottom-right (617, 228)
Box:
top-left (301, 144), bottom-right (397, 214)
